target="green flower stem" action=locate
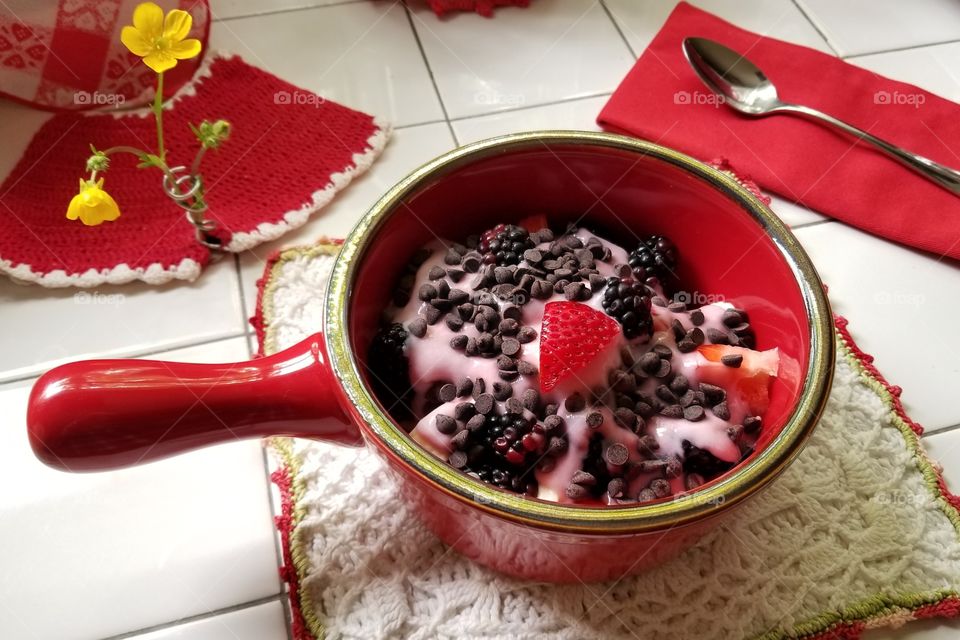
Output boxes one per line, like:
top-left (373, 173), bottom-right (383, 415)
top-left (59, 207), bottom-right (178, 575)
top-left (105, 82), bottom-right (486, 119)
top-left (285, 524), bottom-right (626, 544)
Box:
top-left (153, 72), bottom-right (165, 162)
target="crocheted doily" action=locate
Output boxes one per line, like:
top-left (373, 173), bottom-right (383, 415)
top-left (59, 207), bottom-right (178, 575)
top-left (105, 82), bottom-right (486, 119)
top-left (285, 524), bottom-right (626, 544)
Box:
top-left (0, 54), bottom-right (389, 287)
top-left (256, 241), bottom-right (960, 640)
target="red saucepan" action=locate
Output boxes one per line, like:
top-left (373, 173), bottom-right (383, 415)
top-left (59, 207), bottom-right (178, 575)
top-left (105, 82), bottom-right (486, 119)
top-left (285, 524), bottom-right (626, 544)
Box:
top-left (27, 131), bottom-right (833, 582)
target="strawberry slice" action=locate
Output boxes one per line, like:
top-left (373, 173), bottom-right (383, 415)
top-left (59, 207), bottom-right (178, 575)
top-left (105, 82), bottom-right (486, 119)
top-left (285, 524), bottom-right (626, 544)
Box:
top-left (539, 301), bottom-right (620, 392)
top-left (518, 214), bottom-right (548, 234)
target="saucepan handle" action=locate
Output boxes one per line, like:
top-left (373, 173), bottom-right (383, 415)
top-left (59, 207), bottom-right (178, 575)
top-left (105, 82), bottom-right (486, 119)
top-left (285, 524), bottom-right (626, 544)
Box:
top-left (27, 332), bottom-right (360, 472)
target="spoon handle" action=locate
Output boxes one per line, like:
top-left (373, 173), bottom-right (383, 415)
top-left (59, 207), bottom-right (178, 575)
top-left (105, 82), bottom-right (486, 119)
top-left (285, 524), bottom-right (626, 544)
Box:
top-left (780, 103), bottom-right (960, 195)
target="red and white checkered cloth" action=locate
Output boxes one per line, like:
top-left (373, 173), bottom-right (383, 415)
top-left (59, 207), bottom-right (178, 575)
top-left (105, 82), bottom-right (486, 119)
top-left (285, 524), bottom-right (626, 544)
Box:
top-left (0, 0), bottom-right (209, 111)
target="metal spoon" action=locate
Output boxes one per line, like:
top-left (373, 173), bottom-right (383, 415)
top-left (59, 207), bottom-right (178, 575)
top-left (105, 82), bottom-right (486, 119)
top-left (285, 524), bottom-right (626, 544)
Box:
top-left (682, 36), bottom-right (960, 195)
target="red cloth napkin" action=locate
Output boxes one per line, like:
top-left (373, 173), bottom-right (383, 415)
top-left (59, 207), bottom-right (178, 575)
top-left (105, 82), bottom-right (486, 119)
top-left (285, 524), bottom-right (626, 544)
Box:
top-left (426, 0), bottom-right (530, 18)
top-left (598, 2), bottom-right (960, 261)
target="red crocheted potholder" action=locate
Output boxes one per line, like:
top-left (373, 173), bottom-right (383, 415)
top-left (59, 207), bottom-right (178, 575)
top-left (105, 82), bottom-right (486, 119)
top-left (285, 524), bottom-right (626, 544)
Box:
top-left (0, 55), bottom-right (389, 286)
top-left (427, 0), bottom-right (531, 18)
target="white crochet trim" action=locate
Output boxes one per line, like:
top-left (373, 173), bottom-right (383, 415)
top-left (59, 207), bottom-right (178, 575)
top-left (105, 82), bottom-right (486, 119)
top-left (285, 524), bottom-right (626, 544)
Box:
top-left (3, 53), bottom-right (389, 288)
top-left (225, 116), bottom-right (391, 253)
top-left (262, 250), bottom-right (960, 640)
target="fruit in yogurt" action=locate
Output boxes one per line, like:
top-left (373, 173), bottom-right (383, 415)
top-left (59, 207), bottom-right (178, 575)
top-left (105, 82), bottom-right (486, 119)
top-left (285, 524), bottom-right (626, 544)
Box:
top-left (368, 223), bottom-right (779, 505)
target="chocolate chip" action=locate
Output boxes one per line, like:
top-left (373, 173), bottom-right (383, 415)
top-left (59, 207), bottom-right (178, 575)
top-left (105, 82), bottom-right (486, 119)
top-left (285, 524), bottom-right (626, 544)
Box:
top-left (653, 344), bottom-right (673, 358)
top-left (722, 309), bottom-right (743, 327)
top-left (661, 404), bottom-right (683, 419)
top-left (466, 414), bottom-right (486, 431)
top-left (472, 378), bottom-right (486, 398)
top-left (706, 328), bottom-right (730, 345)
top-left (638, 488), bottom-right (657, 502)
top-left (687, 327), bottom-right (705, 346)
top-left (655, 385), bottom-right (678, 404)
top-left (517, 327), bottom-right (538, 343)
top-left (407, 317), bottom-right (427, 338)
top-left (499, 318), bottom-right (519, 335)
top-left (671, 319), bottom-right (686, 341)
top-left (464, 337), bottom-right (478, 356)
top-left (496, 338), bottom-right (519, 357)
top-left (544, 403), bottom-right (558, 416)
top-left (530, 279), bottom-right (552, 299)
top-left (436, 414), bottom-right (457, 434)
top-left (677, 339), bottom-right (696, 353)
top-left (492, 381), bottom-right (513, 401)
top-left (476, 333), bottom-right (494, 352)
top-left (448, 288), bottom-right (469, 305)
top-left (565, 484), bottom-right (590, 500)
top-left (457, 303), bottom-right (475, 321)
top-left (608, 478), bottom-right (625, 499)
top-left (744, 416), bottom-right (762, 433)
top-left (451, 429), bottom-right (470, 450)
top-left (684, 405), bottom-right (705, 422)
top-left (445, 315), bottom-right (463, 332)
top-left (418, 283), bottom-right (438, 302)
top-left (517, 360), bottom-right (538, 376)
top-left (666, 456), bottom-right (684, 479)
top-left (727, 424), bottom-right (744, 441)
top-left (637, 459), bottom-right (667, 473)
top-left (651, 296), bottom-right (668, 307)
top-left (572, 470), bottom-right (596, 486)
top-left (447, 268), bottom-right (465, 283)
top-left (428, 265), bottom-right (446, 280)
top-left (604, 443), bottom-right (629, 467)
top-left (448, 450), bottom-right (468, 469)
top-left (650, 478), bottom-right (671, 498)
top-left (654, 359), bottom-right (672, 378)
top-left (635, 401), bottom-right (655, 419)
top-left (522, 388), bottom-right (540, 411)
top-left (685, 473), bottom-right (705, 490)
top-left (690, 309), bottom-right (705, 326)
top-left (639, 352), bottom-right (661, 375)
top-left (496, 354), bottom-right (517, 371)
top-left (522, 248), bottom-right (542, 263)
top-left (454, 402), bottom-right (475, 420)
top-left (563, 281), bottom-right (587, 301)
top-left (423, 305), bottom-right (442, 325)
top-left (565, 392), bottom-right (586, 412)
top-left (475, 393), bottom-right (495, 415)
top-left (712, 402), bottom-right (731, 421)
top-left (731, 322), bottom-right (752, 336)
top-left (700, 383), bottom-right (726, 404)
top-left (721, 353), bottom-right (743, 368)
top-left (585, 412), bottom-right (603, 429)
top-left (669, 374), bottom-right (689, 395)
top-left (499, 370), bottom-right (519, 382)
top-left (444, 249), bottom-right (462, 266)
top-left (439, 383), bottom-right (457, 403)
top-left (450, 334), bottom-right (468, 350)
top-left (614, 407), bottom-right (637, 429)
top-left (668, 302), bottom-right (687, 313)
top-left (462, 255), bottom-right (481, 273)
top-left (505, 398), bottom-right (524, 414)
top-left (637, 434), bottom-right (659, 454)
top-left (553, 279), bottom-right (570, 294)
top-left (589, 273), bottom-right (607, 290)
top-left (543, 415), bottom-right (564, 432)
top-left (455, 378), bottom-right (474, 397)
top-left (502, 305), bottom-right (522, 321)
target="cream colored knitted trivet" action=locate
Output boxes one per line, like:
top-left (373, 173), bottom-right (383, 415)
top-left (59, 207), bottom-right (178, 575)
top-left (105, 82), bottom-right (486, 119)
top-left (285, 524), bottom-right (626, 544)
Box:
top-left (256, 241), bottom-right (960, 640)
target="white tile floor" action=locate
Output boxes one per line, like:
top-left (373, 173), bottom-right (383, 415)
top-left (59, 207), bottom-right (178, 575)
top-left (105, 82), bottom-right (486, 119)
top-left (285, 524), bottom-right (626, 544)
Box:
top-left (1, 1), bottom-right (959, 638)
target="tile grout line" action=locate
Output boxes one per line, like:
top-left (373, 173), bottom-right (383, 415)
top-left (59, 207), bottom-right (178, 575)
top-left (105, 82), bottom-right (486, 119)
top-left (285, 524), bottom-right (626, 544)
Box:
top-left (98, 594), bottom-right (284, 640)
top-left (0, 332), bottom-right (247, 388)
top-left (790, 0), bottom-right (841, 57)
top-left (213, 0), bottom-right (365, 24)
top-left (923, 422), bottom-right (960, 439)
top-left (599, 0), bottom-right (638, 60)
top-left (449, 90), bottom-right (614, 124)
top-left (790, 218), bottom-right (833, 231)
top-left (845, 37), bottom-right (960, 60)
top-left (402, 4), bottom-right (460, 145)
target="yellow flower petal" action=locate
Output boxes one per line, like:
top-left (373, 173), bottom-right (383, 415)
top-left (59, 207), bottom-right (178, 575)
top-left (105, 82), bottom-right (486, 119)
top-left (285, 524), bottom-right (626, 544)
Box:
top-left (162, 9), bottom-right (193, 42)
top-left (132, 2), bottom-right (163, 40)
top-left (142, 50), bottom-right (178, 73)
top-left (120, 25), bottom-right (153, 57)
top-left (168, 38), bottom-right (201, 60)
top-left (66, 180), bottom-right (122, 226)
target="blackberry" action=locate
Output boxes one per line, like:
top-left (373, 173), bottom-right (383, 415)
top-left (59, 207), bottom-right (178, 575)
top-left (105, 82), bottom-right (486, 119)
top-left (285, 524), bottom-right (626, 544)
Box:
top-left (479, 224), bottom-right (534, 266)
top-left (457, 410), bottom-right (546, 495)
top-left (601, 275), bottom-right (653, 339)
top-left (628, 235), bottom-right (678, 281)
top-left (368, 323), bottom-right (412, 418)
top-left (681, 439), bottom-right (734, 479)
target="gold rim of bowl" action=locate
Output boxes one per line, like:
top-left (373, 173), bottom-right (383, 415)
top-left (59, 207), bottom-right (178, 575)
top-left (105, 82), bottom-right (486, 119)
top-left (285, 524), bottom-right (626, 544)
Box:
top-left (325, 130), bottom-right (834, 534)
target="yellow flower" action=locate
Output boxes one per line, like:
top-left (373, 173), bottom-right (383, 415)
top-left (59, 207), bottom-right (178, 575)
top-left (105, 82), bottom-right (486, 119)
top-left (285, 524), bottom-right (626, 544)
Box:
top-left (120, 2), bottom-right (202, 74)
top-left (66, 179), bottom-right (122, 226)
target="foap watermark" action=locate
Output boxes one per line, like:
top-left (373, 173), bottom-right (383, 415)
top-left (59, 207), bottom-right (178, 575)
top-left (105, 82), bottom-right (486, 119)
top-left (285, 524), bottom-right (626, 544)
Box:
top-left (74, 291), bottom-right (126, 306)
top-left (74, 90), bottom-right (126, 107)
top-left (875, 491), bottom-right (926, 507)
top-left (273, 90), bottom-right (326, 108)
top-left (673, 90), bottom-right (726, 108)
top-left (874, 90), bottom-right (925, 109)
top-left (673, 290), bottom-right (725, 306)
top-left (474, 89), bottom-right (525, 108)
top-left (672, 490), bottom-right (726, 507)
top-left (873, 290), bottom-right (925, 307)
